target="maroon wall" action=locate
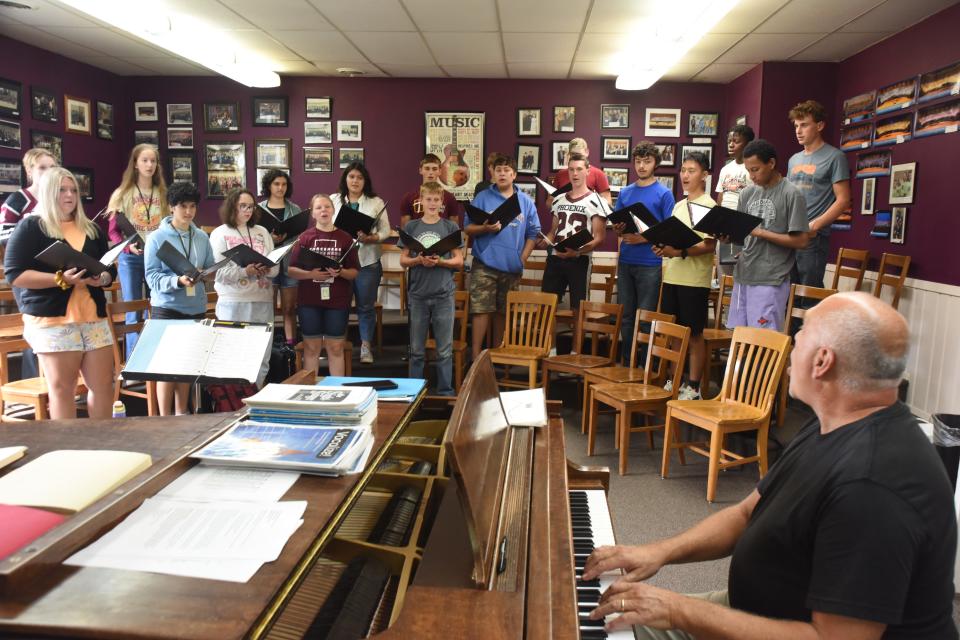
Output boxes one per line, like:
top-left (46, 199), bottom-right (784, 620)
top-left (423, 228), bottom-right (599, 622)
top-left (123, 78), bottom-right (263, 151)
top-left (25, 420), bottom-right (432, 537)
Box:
top-left (0, 37), bottom-right (126, 217)
top-left (724, 64), bottom-right (763, 135)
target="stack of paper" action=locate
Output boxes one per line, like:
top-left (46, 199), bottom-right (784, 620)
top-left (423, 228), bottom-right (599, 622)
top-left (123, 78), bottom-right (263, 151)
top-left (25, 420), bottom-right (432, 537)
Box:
top-left (243, 384), bottom-right (377, 425)
top-left (319, 377), bottom-right (426, 402)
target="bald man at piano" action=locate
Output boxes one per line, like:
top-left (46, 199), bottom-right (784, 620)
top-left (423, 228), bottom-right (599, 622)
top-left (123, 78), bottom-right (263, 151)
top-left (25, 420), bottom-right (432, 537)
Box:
top-left (583, 292), bottom-right (958, 640)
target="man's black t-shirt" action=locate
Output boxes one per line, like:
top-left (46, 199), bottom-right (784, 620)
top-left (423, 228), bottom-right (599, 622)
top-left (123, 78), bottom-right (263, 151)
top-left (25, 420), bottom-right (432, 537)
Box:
top-left (729, 402), bottom-right (958, 639)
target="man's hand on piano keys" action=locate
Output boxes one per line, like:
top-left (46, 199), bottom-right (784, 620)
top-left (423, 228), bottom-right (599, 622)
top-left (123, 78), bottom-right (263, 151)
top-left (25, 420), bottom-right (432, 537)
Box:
top-left (590, 581), bottom-right (678, 632)
top-left (580, 544), bottom-right (666, 583)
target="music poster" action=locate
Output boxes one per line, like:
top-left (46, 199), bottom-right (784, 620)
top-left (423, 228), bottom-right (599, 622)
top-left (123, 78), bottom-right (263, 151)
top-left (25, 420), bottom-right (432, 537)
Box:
top-left (424, 111), bottom-right (485, 201)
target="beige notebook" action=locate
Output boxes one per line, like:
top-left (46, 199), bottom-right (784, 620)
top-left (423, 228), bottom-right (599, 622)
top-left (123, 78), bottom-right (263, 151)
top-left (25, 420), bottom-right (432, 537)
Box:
top-left (0, 450), bottom-right (152, 513)
top-left (0, 446), bottom-right (26, 470)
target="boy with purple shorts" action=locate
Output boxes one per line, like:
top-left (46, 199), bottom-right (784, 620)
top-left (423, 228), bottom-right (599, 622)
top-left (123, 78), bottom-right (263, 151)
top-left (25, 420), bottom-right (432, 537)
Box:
top-left (724, 139), bottom-right (808, 332)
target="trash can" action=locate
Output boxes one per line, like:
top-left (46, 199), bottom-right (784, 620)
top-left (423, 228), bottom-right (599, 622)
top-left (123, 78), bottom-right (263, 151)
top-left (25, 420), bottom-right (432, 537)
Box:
top-left (933, 414), bottom-right (960, 491)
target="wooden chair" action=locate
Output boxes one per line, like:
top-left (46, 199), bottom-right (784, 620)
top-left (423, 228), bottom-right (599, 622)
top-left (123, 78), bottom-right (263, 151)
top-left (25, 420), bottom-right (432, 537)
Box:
top-left (294, 341), bottom-right (353, 377)
top-left (282, 369), bottom-right (316, 386)
top-left (106, 300), bottom-right (158, 416)
top-left (587, 321), bottom-right (691, 475)
top-left (830, 248), bottom-right (869, 291)
top-left (776, 284), bottom-right (837, 426)
top-left (518, 258), bottom-right (547, 290)
top-left (590, 263), bottom-right (618, 303)
top-left (488, 290), bottom-right (557, 389)
top-left (662, 327), bottom-right (791, 502)
top-left (380, 244), bottom-right (407, 314)
top-left (580, 309), bottom-right (675, 433)
top-left (872, 252), bottom-right (911, 310)
top-left (701, 274), bottom-right (734, 398)
top-left (0, 314), bottom-right (31, 416)
top-left (425, 290), bottom-right (470, 391)
top-left (541, 300), bottom-right (622, 399)
top-left (205, 290), bottom-right (218, 319)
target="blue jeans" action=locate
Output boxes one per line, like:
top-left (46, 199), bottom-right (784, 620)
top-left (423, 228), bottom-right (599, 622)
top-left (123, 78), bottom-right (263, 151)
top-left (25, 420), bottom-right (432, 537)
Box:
top-left (618, 262), bottom-right (661, 365)
top-left (408, 294), bottom-right (455, 396)
top-left (118, 252), bottom-right (147, 359)
top-left (353, 262), bottom-right (382, 344)
top-left (793, 232), bottom-right (830, 288)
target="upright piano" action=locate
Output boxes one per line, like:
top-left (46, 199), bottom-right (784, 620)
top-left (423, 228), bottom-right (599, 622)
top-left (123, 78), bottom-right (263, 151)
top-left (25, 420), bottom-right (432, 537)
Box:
top-left (0, 351), bottom-right (629, 639)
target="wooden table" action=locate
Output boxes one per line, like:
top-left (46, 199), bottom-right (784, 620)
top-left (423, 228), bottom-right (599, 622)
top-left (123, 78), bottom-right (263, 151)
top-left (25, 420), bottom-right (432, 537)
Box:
top-left (0, 397), bottom-right (423, 639)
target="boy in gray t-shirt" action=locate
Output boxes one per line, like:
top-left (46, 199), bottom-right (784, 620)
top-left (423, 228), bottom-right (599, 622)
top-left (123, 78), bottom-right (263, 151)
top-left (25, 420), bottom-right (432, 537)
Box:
top-left (725, 140), bottom-right (809, 332)
top-left (399, 182), bottom-right (464, 395)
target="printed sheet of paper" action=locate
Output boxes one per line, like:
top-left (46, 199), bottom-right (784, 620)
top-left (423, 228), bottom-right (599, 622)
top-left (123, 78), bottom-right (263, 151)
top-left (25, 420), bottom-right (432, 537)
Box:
top-left (156, 466), bottom-right (300, 503)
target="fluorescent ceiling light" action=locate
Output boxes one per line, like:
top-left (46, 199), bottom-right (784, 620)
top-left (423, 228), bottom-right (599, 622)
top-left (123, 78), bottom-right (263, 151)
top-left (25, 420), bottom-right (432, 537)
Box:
top-left (615, 0), bottom-right (741, 90)
top-left (55, 0), bottom-right (281, 87)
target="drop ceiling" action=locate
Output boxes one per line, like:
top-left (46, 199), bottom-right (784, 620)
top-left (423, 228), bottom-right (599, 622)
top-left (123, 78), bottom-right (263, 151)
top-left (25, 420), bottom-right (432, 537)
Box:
top-left (0, 0), bottom-right (955, 83)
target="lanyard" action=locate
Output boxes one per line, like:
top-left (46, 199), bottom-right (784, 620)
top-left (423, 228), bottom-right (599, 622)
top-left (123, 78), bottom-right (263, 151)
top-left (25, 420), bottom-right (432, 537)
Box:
top-left (239, 225), bottom-right (254, 247)
top-left (176, 227), bottom-right (194, 266)
top-left (135, 185), bottom-right (154, 222)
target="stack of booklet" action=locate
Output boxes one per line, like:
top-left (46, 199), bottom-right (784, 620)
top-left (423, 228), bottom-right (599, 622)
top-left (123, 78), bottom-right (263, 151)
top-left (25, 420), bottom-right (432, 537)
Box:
top-left (190, 384), bottom-right (378, 476)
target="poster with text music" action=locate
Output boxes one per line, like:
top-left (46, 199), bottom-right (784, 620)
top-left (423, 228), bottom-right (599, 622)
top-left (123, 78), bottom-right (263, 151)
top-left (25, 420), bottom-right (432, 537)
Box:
top-left (425, 111), bottom-right (484, 201)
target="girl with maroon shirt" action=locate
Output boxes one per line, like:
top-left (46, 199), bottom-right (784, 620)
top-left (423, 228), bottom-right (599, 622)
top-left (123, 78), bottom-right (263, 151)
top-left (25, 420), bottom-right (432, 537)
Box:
top-left (288, 194), bottom-right (359, 376)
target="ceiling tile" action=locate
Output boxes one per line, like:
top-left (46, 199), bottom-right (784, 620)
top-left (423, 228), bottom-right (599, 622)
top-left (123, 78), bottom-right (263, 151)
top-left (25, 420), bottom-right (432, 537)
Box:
top-left (711, 0), bottom-right (790, 33)
top-left (39, 27), bottom-right (168, 58)
top-left (160, 0), bottom-right (255, 29)
top-left (570, 60), bottom-right (617, 79)
top-left (503, 33), bottom-right (578, 63)
top-left (270, 30), bottom-right (367, 62)
top-left (790, 31), bottom-right (892, 62)
top-left (64, 55), bottom-right (159, 76)
top-left (584, 0), bottom-right (659, 33)
top-left (715, 33), bottom-right (824, 64)
top-left (756, 0), bottom-right (881, 33)
top-left (440, 63), bottom-right (507, 77)
top-left (660, 62), bottom-right (710, 81)
top-left (0, 23), bottom-right (104, 60)
top-left (123, 57), bottom-right (210, 74)
top-left (0, 0), bottom-right (100, 28)
top-left (839, 0), bottom-right (957, 32)
top-left (226, 30), bottom-right (305, 62)
top-left (379, 63), bottom-right (447, 78)
top-left (678, 33), bottom-right (744, 64)
top-left (508, 62), bottom-right (571, 79)
top-left (423, 32), bottom-right (504, 65)
top-left (306, 0), bottom-right (415, 31)
top-left (272, 60), bottom-right (322, 74)
top-left (216, 0), bottom-right (334, 31)
top-left (499, 0), bottom-right (589, 33)
top-left (403, 0), bottom-right (499, 31)
top-left (576, 33), bottom-right (631, 62)
top-left (692, 63), bottom-right (757, 83)
top-left (347, 32), bottom-right (435, 65)
top-left (306, 61), bottom-right (388, 77)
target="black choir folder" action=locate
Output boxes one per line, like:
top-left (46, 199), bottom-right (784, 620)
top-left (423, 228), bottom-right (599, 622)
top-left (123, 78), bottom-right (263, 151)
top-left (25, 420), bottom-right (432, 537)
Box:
top-left (122, 318), bottom-right (272, 384)
top-left (220, 242), bottom-right (296, 269)
top-left (156, 241), bottom-right (232, 280)
top-left (690, 203), bottom-right (762, 244)
top-left (533, 175), bottom-right (573, 197)
top-left (296, 240), bottom-right (359, 271)
top-left (334, 203), bottom-right (387, 238)
top-left (35, 234), bottom-right (138, 277)
top-left (606, 202), bottom-right (659, 234)
top-left (464, 193), bottom-right (522, 228)
top-left (640, 216), bottom-right (703, 250)
top-left (255, 206), bottom-right (311, 238)
top-left (542, 228), bottom-right (593, 252)
top-left (397, 228), bottom-right (462, 256)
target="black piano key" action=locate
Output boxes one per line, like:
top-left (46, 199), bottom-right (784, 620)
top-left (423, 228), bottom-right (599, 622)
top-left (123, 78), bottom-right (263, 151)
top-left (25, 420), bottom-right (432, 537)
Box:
top-left (579, 631), bottom-right (609, 640)
top-left (305, 557), bottom-right (390, 640)
top-left (580, 619), bottom-right (606, 629)
top-left (577, 579), bottom-right (601, 588)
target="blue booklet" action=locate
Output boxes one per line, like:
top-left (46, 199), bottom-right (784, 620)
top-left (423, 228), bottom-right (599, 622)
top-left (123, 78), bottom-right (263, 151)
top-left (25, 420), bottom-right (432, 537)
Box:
top-left (190, 421), bottom-right (373, 476)
top-left (318, 377), bottom-right (426, 401)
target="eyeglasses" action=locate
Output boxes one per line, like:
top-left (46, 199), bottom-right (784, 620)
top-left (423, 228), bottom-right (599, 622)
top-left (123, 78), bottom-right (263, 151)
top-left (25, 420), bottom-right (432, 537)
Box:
top-left (238, 203), bottom-right (255, 211)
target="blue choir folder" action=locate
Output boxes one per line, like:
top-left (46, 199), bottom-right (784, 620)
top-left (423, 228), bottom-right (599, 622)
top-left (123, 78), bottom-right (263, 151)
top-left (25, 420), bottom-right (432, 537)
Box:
top-left (318, 377), bottom-right (426, 402)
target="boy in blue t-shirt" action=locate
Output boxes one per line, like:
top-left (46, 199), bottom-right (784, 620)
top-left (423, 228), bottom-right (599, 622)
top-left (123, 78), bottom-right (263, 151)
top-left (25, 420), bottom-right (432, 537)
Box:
top-left (611, 141), bottom-right (675, 364)
top-left (399, 181), bottom-right (464, 396)
top-left (466, 154), bottom-right (540, 360)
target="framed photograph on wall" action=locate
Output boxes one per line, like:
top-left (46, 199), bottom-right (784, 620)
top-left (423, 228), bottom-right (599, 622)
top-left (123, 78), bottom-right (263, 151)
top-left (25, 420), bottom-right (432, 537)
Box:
top-left (424, 111), bottom-right (485, 200)
top-left (66, 167), bottom-right (94, 201)
top-left (656, 175), bottom-right (675, 193)
top-left (681, 144), bottom-right (713, 171)
top-left (166, 103), bottom-right (193, 125)
top-left (918, 61), bottom-right (960, 103)
top-left (134, 101), bottom-right (158, 122)
top-left (517, 107), bottom-right (541, 137)
top-left (303, 147), bottom-right (333, 173)
top-left (167, 151), bottom-right (196, 184)
top-left (515, 143), bottom-right (540, 175)
top-left (31, 87), bottom-right (58, 123)
top-left (914, 98), bottom-right (960, 138)
top-left (31, 129), bottom-right (62, 163)
top-left (655, 143), bottom-right (677, 167)
top-left (0, 159), bottom-right (21, 193)
top-left (601, 136), bottom-right (631, 161)
top-left (601, 104), bottom-right (629, 129)
top-left (688, 112), bottom-right (719, 137)
top-left (205, 142), bottom-right (246, 198)
top-left (515, 182), bottom-right (536, 202)
top-left (167, 127), bottom-right (194, 149)
top-left (871, 210), bottom-right (892, 238)
top-left (0, 119), bottom-right (21, 150)
top-left (337, 120), bottom-right (362, 142)
top-left (842, 90), bottom-right (876, 124)
top-left (0, 77), bottom-right (22, 119)
top-left (134, 130), bottom-right (159, 147)
top-left (252, 96), bottom-right (288, 127)
top-left (890, 207), bottom-right (907, 244)
top-left (855, 150), bottom-right (892, 178)
top-left (840, 123), bottom-right (873, 151)
top-left (65, 95), bottom-right (91, 135)
top-left (645, 107), bottom-right (681, 137)
top-left (860, 177), bottom-right (876, 215)
top-left (873, 112), bottom-right (914, 146)
top-left (204, 101), bottom-right (240, 132)
top-left (876, 77), bottom-right (918, 115)
top-left (304, 121), bottom-right (332, 144)
top-left (551, 140), bottom-right (570, 171)
top-left (603, 167), bottom-right (629, 192)
top-left (306, 97), bottom-right (331, 119)
top-left (339, 147), bottom-right (364, 169)
top-left (255, 138), bottom-right (291, 169)
top-left (888, 162), bottom-right (917, 204)
top-left (553, 105), bottom-right (575, 132)
top-left (734, 114), bottom-right (747, 126)
top-left (96, 101), bottom-right (114, 140)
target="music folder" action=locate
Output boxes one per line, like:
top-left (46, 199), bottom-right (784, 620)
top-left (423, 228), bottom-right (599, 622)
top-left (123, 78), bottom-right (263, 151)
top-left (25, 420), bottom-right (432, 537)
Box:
top-left (113, 213), bottom-right (140, 246)
top-left (607, 202), bottom-right (660, 234)
top-left (640, 216), bottom-right (703, 250)
top-left (221, 242), bottom-right (297, 268)
top-left (334, 203), bottom-right (386, 238)
top-left (542, 228), bottom-right (593, 253)
top-left (296, 240), bottom-right (359, 271)
top-left (464, 192), bottom-right (522, 228)
top-left (397, 228), bottom-right (462, 257)
top-left (156, 241), bottom-right (232, 281)
top-left (691, 203), bottom-right (762, 244)
top-left (35, 234), bottom-right (138, 277)
top-left (533, 175), bottom-right (573, 197)
top-left (257, 206), bottom-right (310, 238)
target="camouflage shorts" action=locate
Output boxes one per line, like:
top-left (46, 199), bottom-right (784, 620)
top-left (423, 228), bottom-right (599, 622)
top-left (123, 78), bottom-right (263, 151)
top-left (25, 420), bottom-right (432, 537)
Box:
top-left (470, 260), bottom-right (521, 314)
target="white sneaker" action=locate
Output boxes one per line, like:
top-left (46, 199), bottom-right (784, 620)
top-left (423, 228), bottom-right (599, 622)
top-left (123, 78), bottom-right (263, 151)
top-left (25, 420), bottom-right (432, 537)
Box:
top-left (360, 343), bottom-right (374, 364)
top-left (548, 347), bottom-right (557, 357)
top-left (678, 384), bottom-right (701, 401)
top-left (663, 379), bottom-right (673, 393)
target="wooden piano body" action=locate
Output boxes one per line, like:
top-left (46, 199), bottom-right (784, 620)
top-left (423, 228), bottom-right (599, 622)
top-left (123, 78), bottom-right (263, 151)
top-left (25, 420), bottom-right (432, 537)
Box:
top-left (0, 351), bottom-right (611, 639)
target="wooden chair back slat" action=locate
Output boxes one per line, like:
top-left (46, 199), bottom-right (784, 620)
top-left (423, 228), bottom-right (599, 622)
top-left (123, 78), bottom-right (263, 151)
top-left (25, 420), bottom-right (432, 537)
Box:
top-left (831, 247), bottom-right (869, 291)
top-left (872, 252), bottom-right (911, 310)
top-left (502, 291), bottom-right (557, 353)
top-left (627, 309), bottom-right (675, 369)
top-left (783, 284), bottom-right (838, 334)
top-left (643, 321), bottom-right (691, 392)
top-left (574, 300), bottom-right (623, 361)
top-left (719, 328), bottom-right (791, 412)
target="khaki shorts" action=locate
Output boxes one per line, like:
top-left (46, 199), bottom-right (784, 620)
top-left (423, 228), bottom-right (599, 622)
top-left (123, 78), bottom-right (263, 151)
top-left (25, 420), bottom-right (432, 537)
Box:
top-left (23, 318), bottom-right (113, 353)
top-left (470, 260), bottom-right (521, 315)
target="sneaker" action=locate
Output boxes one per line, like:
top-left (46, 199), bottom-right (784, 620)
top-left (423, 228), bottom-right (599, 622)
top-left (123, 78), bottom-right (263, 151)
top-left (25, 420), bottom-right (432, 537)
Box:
top-left (663, 379), bottom-right (673, 393)
top-left (360, 343), bottom-right (374, 364)
top-left (548, 347), bottom-right (557, 357)
top-left (678, 384), bottom-right (701, 401)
